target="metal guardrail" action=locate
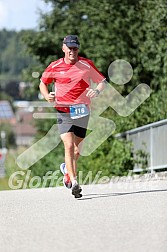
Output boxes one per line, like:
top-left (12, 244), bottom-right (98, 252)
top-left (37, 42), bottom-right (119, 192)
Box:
top-left (0, 148), bottom-right (7, 177)
top-left (115, 119), bottom-right (167, 172)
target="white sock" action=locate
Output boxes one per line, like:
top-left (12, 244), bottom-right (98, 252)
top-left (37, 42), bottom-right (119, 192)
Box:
top-left (72, 179), bottom-right (78, 186)
top-left (64, 164), bottom-right (67, 174)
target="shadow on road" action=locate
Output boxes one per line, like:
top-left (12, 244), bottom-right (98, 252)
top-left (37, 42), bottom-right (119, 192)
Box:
top-left (78, 188), bottom-right (167, 200)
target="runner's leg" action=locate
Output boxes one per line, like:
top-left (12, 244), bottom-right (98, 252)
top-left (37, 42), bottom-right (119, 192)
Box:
top-left (60, 132), bottom-right (76, 182)
top-left (73, 135), bottom-right (84, 177)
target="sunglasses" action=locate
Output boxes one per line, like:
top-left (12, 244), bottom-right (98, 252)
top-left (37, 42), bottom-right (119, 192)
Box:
top-left (68, 47), bottom-right (78, 51)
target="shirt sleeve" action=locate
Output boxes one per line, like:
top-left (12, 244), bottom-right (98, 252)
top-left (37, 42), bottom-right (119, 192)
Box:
top-left (40, 64), bottom-right (54, 85)
top-left (87, 59), bottom-right (106, 83)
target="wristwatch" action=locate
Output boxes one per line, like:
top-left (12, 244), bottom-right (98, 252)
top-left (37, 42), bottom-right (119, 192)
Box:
top-left (95, 89), bottom-right (100, 96)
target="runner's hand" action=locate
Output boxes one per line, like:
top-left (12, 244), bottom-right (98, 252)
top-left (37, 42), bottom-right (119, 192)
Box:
top-left (46, 92), bottom-right (55, 103)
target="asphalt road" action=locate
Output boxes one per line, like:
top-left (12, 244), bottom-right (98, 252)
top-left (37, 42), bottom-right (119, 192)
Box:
top-left (0, 179), bottom-right (167, 252)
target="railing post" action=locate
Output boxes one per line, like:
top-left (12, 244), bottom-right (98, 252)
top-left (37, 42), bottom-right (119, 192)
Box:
top-left (150, 126), bottom-right (154, 173)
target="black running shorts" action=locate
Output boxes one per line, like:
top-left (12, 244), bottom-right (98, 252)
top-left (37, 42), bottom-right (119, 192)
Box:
top-left (56, 110), bottom-right (89, 138)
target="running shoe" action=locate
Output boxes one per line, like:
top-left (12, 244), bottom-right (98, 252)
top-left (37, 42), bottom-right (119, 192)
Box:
top-left (60, 163), bottom-right (72, 189)
top-left (72, 183), bottom-right (82, 198)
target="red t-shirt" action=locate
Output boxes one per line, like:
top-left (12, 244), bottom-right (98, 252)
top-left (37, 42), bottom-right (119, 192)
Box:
top-left (40, 56), bottom-right (105, 112)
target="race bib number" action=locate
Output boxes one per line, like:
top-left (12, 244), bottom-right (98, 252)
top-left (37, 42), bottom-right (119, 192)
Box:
top-left (70, 104), bottom-right (89, 119)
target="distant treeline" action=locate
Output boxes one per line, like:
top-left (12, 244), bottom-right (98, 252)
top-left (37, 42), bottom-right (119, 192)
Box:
top-left (0, 29), bottom-right (36, 100)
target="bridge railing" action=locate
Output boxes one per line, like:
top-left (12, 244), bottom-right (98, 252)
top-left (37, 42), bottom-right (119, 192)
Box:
top-left (115, 119), bottom-right (167, 172)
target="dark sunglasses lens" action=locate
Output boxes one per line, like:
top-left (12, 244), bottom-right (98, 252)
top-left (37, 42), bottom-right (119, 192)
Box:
top-left (69, 47), bottom-right (78, 51)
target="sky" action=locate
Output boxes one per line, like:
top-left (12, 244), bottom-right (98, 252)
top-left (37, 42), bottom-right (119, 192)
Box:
top-left (0, 0), bottom-right (52, 31)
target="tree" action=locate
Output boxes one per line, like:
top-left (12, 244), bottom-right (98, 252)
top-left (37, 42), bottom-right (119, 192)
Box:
top-left (0, 29), bottom-right (37, 99)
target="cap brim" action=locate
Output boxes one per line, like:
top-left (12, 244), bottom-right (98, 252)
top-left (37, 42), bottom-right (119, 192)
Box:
top-left (65, 42), bottom-right (79, 48)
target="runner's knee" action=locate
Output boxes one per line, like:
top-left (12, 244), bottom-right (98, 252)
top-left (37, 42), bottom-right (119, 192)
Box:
top-left (63, 141), bottom-right (74, 152)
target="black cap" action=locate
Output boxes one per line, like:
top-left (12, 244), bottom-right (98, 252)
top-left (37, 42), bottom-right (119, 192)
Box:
top-left (63, 35), bottom-right (80, 48)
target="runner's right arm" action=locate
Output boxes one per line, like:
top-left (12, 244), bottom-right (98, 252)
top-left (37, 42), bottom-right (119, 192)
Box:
top-left (39, 81), bottom-right (55, 103)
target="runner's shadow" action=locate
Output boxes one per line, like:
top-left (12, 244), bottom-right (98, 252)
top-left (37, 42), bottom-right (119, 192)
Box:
top-left (77, 188), bottom-right (167, 200)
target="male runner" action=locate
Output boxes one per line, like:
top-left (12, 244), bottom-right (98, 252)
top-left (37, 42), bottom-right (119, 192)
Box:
top-left (39, 35), bottom-right (106, 198)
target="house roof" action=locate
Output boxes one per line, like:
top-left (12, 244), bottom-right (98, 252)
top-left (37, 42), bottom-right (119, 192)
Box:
top-left (0, 100), bottom-right (16, 123)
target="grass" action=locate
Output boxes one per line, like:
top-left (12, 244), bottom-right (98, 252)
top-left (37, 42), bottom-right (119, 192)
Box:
top-left (0, 147), bottom-right (27, 191)
top-left (0, 177), bottom-right (10, 190)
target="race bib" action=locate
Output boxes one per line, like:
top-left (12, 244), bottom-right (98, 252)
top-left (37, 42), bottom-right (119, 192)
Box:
top-left (69, 104), bottom-right (89, 119)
